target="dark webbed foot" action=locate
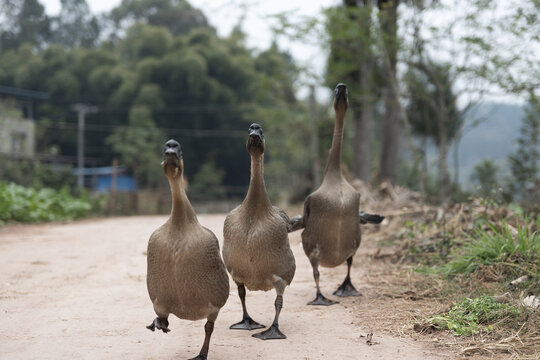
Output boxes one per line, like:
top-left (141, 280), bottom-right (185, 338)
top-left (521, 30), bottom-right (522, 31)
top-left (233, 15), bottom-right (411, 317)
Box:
top-left (229, 317), bottom-right (265, 330)
top-left (333, 277), bottom-right (361, 297)
top-left (359, 211), bottom-right (384, 224)
top-left (146, 317), bottom-right (170, 333)
top-left (188, 356), bottom-right (207, 360)
top-left (252, 324), bottom-right (286, 340)
top-left (307, 292), bottom-right (338, 306)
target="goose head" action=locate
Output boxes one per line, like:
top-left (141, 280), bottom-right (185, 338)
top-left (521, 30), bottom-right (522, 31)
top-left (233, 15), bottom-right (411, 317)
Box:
top-left (246, 123), bottom-right (265, 157)
top-left (333, 83), bottom-right (349, 112)
top-left (162, 139), bottom-right (183, 178)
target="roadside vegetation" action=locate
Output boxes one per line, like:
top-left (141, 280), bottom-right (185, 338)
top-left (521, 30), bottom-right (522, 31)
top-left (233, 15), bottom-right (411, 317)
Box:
top-left (0, 182), bottom-right (92, 223)
top-left (385, 196), bottom-right (539, 357)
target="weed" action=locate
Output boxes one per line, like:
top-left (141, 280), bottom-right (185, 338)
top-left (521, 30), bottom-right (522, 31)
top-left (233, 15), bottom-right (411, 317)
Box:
top-left (427, 295), bottom-right (519, 336)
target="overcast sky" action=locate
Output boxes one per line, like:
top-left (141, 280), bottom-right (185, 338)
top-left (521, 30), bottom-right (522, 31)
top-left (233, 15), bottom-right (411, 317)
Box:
top-left (41, 0), bottom-right (340, 99)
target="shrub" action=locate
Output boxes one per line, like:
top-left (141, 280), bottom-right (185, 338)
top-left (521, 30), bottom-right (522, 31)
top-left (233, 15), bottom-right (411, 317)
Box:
top-left (0, 182), bottom-right (91, 223)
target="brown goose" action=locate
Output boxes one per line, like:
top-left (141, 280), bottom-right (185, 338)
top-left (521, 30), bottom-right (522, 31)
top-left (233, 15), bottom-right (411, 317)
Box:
top-left (146, 139), bottom-right (230, 359)
top-left (293, 83), bottom-right (383, 306)
top-left (223, 123), bottom-right (296, 340)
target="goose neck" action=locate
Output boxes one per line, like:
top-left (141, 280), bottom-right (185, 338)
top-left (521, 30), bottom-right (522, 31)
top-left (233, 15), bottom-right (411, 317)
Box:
top-left (168, 175), bottom-right (198, 225)
top-left (325, 112), bottom-right (344, 176)
top-left (244, 154), bottom-right (271, 209)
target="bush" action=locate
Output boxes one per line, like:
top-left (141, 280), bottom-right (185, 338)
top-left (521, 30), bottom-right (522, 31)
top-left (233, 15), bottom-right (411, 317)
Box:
top-left (0, 158), bottom-right (76, 190)
top-left (0, 182), bottom-right (92, 223)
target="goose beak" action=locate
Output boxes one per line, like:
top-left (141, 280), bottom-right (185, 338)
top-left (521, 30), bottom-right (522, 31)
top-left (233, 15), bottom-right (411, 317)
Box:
top-left (246, 123), bottom-right (265, 154)
top-left (162, 139), bottom-right (182, 175)
top-left (334, 83), bottom-right (348, 104)
top-left (249, 128), bottom-right (263, 141)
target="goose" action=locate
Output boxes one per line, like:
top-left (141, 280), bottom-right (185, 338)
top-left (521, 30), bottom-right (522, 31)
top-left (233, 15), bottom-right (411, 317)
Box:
top-left (146, 139), bottom-right (230, 359)
top-left (292, 84), bottom-right (383, 306)
top-left (223, 123), bottom-right (296, 340)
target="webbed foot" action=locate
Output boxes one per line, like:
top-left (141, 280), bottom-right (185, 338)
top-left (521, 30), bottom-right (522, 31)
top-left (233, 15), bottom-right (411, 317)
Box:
top-left (307, 292), bottom-right (338, 306)
top-left (146, 317), bottom-right (170, 333)
top-left (333, 277), bottom-right (361, 297)
top-left (252, 324), bottom-right (286, 340)
top-left (229, 317), bottom-right (265, 330)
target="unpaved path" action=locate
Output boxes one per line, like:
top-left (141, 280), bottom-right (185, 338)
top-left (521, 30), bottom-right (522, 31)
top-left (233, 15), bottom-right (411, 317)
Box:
top-left (1, 215), bottom-right (451, 359)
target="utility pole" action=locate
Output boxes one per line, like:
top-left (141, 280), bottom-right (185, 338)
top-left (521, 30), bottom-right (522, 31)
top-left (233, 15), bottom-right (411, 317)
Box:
top-left (309, 85), bottom-right (321, 189)
top-left (72, 103), bottom-right (98, 188)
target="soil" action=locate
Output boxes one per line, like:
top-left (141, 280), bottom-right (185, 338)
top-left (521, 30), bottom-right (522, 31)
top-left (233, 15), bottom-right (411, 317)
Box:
top-left (0, 215), bottom-right (462, 359)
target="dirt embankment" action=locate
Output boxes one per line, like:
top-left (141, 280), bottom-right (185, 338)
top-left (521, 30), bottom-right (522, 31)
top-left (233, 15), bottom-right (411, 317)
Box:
top-left (0, 215), bottom-right (457, 359)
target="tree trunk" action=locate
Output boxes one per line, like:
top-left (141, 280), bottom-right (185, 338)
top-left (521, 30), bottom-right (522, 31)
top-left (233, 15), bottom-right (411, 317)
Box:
top-left (438, 103), bottom-right (450, 204)
top-left (356, 0), bottom-right (374, 183)
top-left (378, 0), bottom-right (400, 183)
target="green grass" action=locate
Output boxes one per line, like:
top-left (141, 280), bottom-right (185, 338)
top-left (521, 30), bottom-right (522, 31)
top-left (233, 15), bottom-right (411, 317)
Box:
top-left (440, 223), bottom-right (540, 278)
top-left (0, 182), bottom-right (92, 223)
top-left (427, 295), bottom-right (520, 336)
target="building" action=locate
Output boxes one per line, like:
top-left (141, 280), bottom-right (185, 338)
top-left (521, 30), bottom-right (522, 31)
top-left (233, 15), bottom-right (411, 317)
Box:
top-left (0, 85), bottom-right (47, 157)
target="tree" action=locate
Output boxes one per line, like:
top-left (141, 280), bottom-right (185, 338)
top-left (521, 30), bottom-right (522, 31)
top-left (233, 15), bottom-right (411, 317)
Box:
top-left (189, 161), bottom-right (226, 201)
top-left (470, 159), bottom-right (499, 199)
top-left (106, 105), bottom-right (164, 188)
top-left (377, 0), bottom-right (401, 183)
top-left (110, 0), bottom-right (211, 36)
top-left (0, 0), bottom-right (51, 50)
top-left (405, 60), bottom-right (462, 203)
top-left (51, 0), bottom-right (100, 48)
top-left (461, 0), bottom-right (540, 95)
top-left (508, 93), bottom-right (540, 209)
top-left (118, 23), bottom-right (172, 63)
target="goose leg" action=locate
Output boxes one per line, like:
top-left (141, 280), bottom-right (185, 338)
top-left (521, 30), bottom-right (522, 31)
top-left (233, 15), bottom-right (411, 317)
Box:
top-left (253, 278), bottom-right (287, 340)
top-left (146, 316), bottom-right (170, 333)
top-left (189, 313), bottom-right (217, 360)
top-left (307, 255), bottom-right (338, 306)
top-left (333, 256), bottom-right (361, 297)
top-left (230, 283), bottom-right (265, 330)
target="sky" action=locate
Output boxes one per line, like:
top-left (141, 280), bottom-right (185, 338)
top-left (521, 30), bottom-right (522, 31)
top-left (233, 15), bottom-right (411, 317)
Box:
top-left (41, 0), bottom-right (340, 100)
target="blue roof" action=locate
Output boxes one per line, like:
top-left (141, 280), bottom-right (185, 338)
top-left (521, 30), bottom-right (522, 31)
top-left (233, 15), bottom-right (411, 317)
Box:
top-left (96, 175), bottom-right (136, 192)
top-left (0, 85), bottom-right (48, 100)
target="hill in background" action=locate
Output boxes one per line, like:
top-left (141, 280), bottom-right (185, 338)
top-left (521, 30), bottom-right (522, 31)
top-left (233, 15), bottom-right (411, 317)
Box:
top-left (426, 102), bottom-right (524, 189)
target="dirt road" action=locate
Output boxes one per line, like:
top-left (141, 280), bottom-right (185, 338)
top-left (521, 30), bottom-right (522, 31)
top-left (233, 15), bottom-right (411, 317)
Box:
top-left (0, 215), bottom-right (452, 359)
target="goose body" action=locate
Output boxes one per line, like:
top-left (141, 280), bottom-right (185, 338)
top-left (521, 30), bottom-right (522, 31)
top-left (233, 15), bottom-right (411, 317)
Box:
top-left (223, 205), bottom-right (295, 291)
top-left (301, 177), bottom-right (360, 268)
top-left (147, 220), bottom-right (229, 320)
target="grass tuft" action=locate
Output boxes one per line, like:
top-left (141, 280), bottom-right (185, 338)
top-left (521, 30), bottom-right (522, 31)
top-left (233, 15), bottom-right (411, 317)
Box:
top-left (427, 295), bottom-right (519, 336)
top-left (440, 223), bottom-right (540, 279)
